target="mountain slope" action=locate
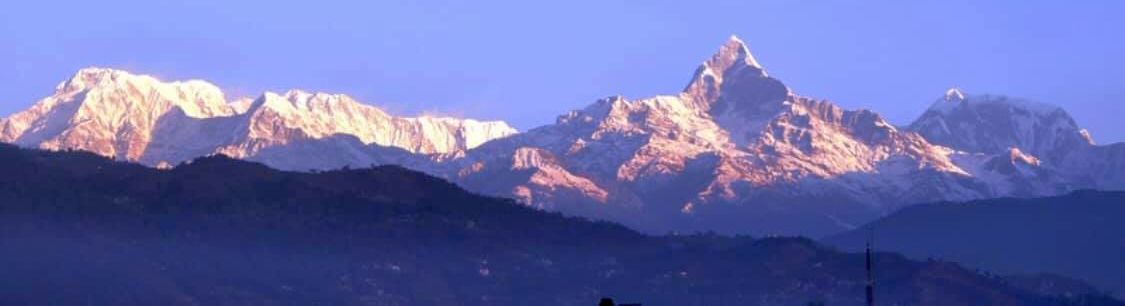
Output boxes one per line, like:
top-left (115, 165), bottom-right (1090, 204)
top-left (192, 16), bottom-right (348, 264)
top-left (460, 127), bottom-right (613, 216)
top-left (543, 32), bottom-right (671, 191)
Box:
top-left (0, 143), bottom-right (1117, 306)
top-left (825, 190), bottom-right (1125, 299)
top-left (908, 88), bottom-right (1094, 162)
top-left (437, 36), bottom-right (1071, 236)
top-left (0, 68), bottom-right (517, 167)
top-left (3, 37), bottom-right (1124, 237)
top-left (907, 89), bottom-right (1125, 195)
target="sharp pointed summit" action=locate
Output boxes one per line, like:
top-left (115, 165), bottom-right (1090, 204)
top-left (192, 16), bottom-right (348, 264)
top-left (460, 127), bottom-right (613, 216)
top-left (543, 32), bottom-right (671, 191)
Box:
top-left (682, 35), bottom-right (786, 110)
top-left (696, 35), bottom-right (766, 78)
top-left (718, 35), bottom-right (762, 70)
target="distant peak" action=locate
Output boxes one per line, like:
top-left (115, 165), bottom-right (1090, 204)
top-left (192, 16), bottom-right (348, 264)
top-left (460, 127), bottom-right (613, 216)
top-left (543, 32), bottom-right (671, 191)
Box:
top-left (681, 35), bottom-right (788, 110)
top-left (716, 35), bottom-right (762, 70)
top-left (930, 88), bottom-right (1064, 116)
top-left (682, 35), bottom-right (766, 92)
top-left (55, 67), bottom-right (143, 93)
top-left (283, 89), bottom-right (315, 100)
top-left (74, 66), bottom-right (127, 76)
top-left (924, 87), bottom-right (969, 115)
top-left (944, 87), bottom-right (966, 102)
top-left (67, 67), bottom-right (131, 82)
top-left (725, 35), bottom-right (747, 50)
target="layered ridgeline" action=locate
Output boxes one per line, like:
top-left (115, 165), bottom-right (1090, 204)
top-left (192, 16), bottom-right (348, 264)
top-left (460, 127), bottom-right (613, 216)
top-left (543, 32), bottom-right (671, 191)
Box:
top-left (0, 68), bottom-right (517, 169)
top-left (3, 36), bottom-right (1124, 236)
top-left (0, 143), bottom-right (1118, 306)
top-left (826, 190), bottom-right (1125, 300)
top-left (432, 36), bottom-right (1125, 236)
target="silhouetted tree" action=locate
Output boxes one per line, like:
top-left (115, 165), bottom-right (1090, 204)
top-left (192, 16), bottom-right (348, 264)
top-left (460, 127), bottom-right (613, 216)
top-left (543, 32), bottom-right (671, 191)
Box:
top-left (598, 297), bottom-right (615, 306)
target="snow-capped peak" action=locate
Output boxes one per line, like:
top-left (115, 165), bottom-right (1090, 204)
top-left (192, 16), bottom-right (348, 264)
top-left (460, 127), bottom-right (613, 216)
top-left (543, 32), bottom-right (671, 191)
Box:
top-left (696, 35), bottom-right (766, 79)
top-left (909, 89), bottom-right (1093, 162)
top-left (57, 67), bottom-right (219, 96)
top-left (2, 68), bottom-right (518, 165)
top-left (718, 35), bottom-right (762, 70)
top-left (944, 87), bottom-right (966, 102)
top-left (682, 35), bottom-right (788, 113)
top-left (927, 87), bottom-right (968, 115)
top-left (250, 89), bottom-right (366, 115)
top-left (926, 89), bottom-right (1062, 116)
top-left (57, 67), bottom-right (131, 92)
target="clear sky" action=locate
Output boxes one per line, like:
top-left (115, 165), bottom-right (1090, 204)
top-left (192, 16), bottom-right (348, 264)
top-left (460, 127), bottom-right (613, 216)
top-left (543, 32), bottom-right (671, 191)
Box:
top-left (2, 0), bottom-right (1123, 141)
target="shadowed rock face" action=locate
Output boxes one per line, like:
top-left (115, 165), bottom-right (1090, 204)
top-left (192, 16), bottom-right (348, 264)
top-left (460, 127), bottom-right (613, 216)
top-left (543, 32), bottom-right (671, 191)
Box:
top-left (0, 143), bottom-right (1117, 306)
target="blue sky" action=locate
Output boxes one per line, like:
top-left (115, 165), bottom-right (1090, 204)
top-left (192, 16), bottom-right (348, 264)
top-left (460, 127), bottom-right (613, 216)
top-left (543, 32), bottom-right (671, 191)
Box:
top-left (2, 0), bottom-right (1123, 141)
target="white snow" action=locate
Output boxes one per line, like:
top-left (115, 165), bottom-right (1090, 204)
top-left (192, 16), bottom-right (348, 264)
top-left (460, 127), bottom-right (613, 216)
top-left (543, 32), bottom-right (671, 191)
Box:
top-left (910, 88), bottom-right (1091, 163)
top-left (1, 67), bottom-right (517, 165)
top-left (4, 38), bottom-right (1121, 236)
top-left (928, 88), bottom-right (1060, 116)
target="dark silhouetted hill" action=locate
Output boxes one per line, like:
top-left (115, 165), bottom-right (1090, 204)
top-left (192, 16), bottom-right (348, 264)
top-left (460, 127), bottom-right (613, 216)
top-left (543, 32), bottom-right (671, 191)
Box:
top-left (826, 191), bottom-right (1125, 299)
top-left (0, 144), bottom-right (1118, 306)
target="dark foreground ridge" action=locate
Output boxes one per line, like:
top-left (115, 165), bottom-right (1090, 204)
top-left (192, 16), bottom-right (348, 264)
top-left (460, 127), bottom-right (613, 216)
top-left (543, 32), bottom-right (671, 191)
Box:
top-left (827, 190), bottom-right (1125, 300)
top-left (0, 143), bottom-right (1118, 306)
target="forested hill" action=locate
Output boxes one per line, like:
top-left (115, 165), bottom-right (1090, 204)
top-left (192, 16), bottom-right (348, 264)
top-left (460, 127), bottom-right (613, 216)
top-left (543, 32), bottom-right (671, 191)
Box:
top-left (0, 143), bottom-right (1117, 306)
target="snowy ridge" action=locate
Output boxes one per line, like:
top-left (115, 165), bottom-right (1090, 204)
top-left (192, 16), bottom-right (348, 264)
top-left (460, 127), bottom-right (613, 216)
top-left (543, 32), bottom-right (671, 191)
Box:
top-left (435, 36), bottom-right (1074, 236)
top-left (927, 88), bottom-right (1062, 116)
top-left (0, 67), bottom-right (517, 167)
top-left (3, 38), bottom-right (1123, 237)
top-left (439, 36), bottom-right (1124, 235)
top-left (908, 89), bottom-right (1094, 162)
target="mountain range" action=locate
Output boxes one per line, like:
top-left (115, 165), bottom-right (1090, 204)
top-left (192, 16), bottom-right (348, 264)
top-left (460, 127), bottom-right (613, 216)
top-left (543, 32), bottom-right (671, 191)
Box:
top-left (0, 68), bottom-right (516, 168)
top-left (2, 36), bottom-right (1122, 237)
top-left (0, 143), bottom-right (1117, 306)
